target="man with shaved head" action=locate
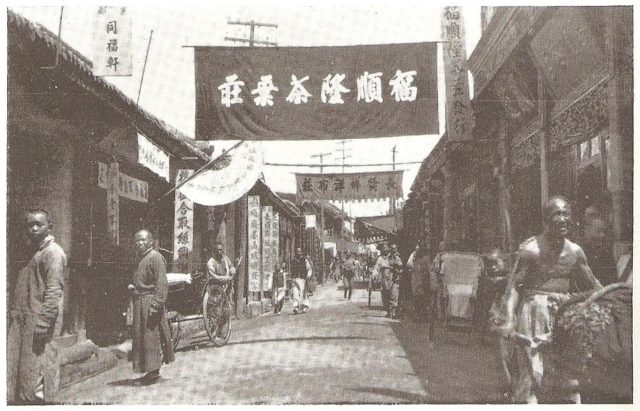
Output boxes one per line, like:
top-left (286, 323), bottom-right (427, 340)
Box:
top-left (129, 229), bottom-right (174, 385)
top-left (501, 196), bottom-right (602, 403)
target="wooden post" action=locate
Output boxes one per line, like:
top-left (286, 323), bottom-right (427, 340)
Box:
top-left (536, 62), bottom-right (550, 209)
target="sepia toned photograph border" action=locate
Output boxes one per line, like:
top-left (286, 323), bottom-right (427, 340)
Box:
top-left (2, 0), bottom-right (638, 407)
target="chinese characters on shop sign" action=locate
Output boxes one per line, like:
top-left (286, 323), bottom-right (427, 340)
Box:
top-left (93, 6), bottom-right (132, 76)
top-left (174, 170), bottom-right (194, 273)
top-left (247, 196), bottom-right (262, 292)
top-left (441, 6), bottom-right (474, 142)
top-left (295, 171), bottom-right (403, 202)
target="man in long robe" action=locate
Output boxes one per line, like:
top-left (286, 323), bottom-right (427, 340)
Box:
top-left (290, 248), bottom-right (311, 314)
top-left (130, 230), bottom-right (174, 385)
top-left (501, 197), bottom-right (602, 403)
top-left (8, 209), bottom-right (66, 403)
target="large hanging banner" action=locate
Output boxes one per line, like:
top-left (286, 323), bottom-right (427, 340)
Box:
top-left (261, 206), bottom-right (274, 291)
top-left (194, 43), bottom-right (438, 140)
top-left (295, 170), bottom-right (403, 201)
top-left (247, 196), bottom-right (261, 292)
top-left (179, 142), bottom-right (264, 206)
top-left (174, 170), bottom-right (194, 273)
top-left (442, 6), bottom-right (474, 142)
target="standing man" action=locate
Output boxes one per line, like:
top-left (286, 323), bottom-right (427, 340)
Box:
top-left (407, 242), bottom-right (429, 320)
top-left (501, 197), bottom-right (602, 403)
top-left (290, 248), bottom-right (312, 314)
top-left (130, 230), bottom-right (174, 386)
top-left (8, 209), bottom-right (66, 403)
top-left (372, 244), bottom-right (393, 317)
top-left (342, 252), bottom-right (356, 299)
top-left (389, 244), bottom-right (404, 319)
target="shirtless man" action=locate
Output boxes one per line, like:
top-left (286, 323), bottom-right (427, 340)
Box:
top-left (502, 196), bottom-right (602, 403)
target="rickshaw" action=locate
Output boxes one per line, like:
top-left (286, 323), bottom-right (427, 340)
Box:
top-left (428, 252), bottom-right (483, 343)
top-left (164, 260), bottom-right (239, 349)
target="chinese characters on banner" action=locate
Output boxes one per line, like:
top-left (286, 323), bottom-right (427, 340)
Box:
top-left (247, 196), bottom-right (261, 292)
top-left (93, 7), bottom-right (132, 76)
top-left (295, 170), bottom-right (403, 201)
top-left (106, 162), bottom-right (119, 244)
top-left (194, 43), bottom-right (438, 140)
top-left (137, 134), bottom-right (170, 182)
top-left (179, 142), bottom-right (264, 206)
top-left (261, 206), bottom-right (274, 291)
top-left (174, 170), bottom-right (194, 273)
top-left (441, 6), bottom-right (474, 142)
top-left (98, 162), bottom-right (149, 203)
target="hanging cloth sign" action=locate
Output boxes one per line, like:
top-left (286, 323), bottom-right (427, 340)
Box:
top-left (174, 170), bottom-right (194, 273)
top-left (138, 134), bottom-right (170, 182)
top-left (305, 214), bottom-right (317, 229)
top-left (247, 196), bottom-right (261, 292)
top-left (261, 206), bottom-right (274, 291)
top-left (194, 43), bottom-right (438, 140)
top-left (178, 142), bottom-right (264, 206)
top-left (441, 6), bottom-right (474, 142)
top-left (92, 6), bottom-right (132, 76)
top-left (295, 170), bottom-right (403, 201)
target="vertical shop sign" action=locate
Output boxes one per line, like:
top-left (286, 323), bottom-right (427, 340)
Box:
top-left (272, 212), bottom-right (280, 269)
top-left (441, 6), bottom-right (474, 142)
top-left (261, 206), bottom-right (274, 291)
top-left (106, 162), bottom-right (119, 244)
top-left (207, 207), bottom-right (216, 231)
top-left (247, 196), bottom-right (261, 292)
top-left (93, 6), bottom-right (132, 76)
top-left (174, 170), bottom-right (194, 273)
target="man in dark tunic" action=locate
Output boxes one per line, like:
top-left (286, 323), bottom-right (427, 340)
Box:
top-left (8, 209), bottom-right (66, 403)
top-left (501, 197), bottom-right (602, 403)
top-left (130, 229), bottom-right (174, 385)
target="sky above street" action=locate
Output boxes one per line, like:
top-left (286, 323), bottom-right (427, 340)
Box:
top-left (10, 3), bottom-right (483, 216)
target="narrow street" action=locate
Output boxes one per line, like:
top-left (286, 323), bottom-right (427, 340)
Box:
top-left (54, 282), bottom-right (506, 405)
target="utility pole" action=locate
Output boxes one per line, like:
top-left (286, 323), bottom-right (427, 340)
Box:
top-left (311, 152), bottom-right (331, 284)
top-left (335, 140), bottom-right (352, 217)
top-left (225, 20), bottom-right (278, 46)
top-left (224, 20), bottom-right (277, 304)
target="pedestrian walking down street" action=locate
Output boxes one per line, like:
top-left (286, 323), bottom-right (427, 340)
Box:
top-left (372, 244), bottom-right (393, 316)
top-left (129, 230), bottom-right (175, 386)
top-left (500, 197), bottom-right (602, 404)
top-left (291, 248), bottom-right (312, 314)
top-left (406, 242), bottom-right (429, 321)
top-left (342, 252), bottom-right (356, 299)
top-left (8, 209), bottom-right (67, 404)
top-left (272, 262), bottom-right (287, 314)
top-left (388, 245), bottom-right (403, 319)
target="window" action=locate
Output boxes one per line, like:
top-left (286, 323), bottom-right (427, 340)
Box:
top-left (578, 136), bottom-right (602, 164)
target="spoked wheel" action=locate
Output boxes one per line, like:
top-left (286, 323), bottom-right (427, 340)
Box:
top-left (203, 284), bottom-right (231, 347)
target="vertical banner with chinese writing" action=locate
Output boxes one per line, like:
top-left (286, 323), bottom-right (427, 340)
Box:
top-left (174, 170), bottom-right (194, 273)
top-left (442, 6), bottom-right (474, 142)
top-left (247, 196), bottom-right (261, 292)
top-left (261, 206), bottom-right (273, 291)
top-left (272, 212), bottom-right (280, 271)
top-left (106, 162), bottom-right (119, 244)
top-left (93, 6), bottom-right (132, 76)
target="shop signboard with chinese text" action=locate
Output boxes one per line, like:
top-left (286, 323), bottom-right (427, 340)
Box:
top-left (137, 134), bottom-right (170, 182)
top-left (174, 170), bottom-right (194, 273)
top-left (441, 6), bottom-right (474, 142)
top-left (92, 6), bottom-right (132, 76)
top-left (194, 43), bottom-right (438, 140)
top-left (295, 170), bottom-right (403, 201)
top-left (261, 206), bottom-right (274, 291)
top-left (247, 196), bottom-right (261, 292)
top-left (272, 212), bottom-right (280, 273)
top-left (98, 162), bottom-right (149, 203)
top-left (106, 162), bottom-right (119, 244)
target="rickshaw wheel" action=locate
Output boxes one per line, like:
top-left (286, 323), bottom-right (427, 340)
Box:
top-left (203, 285), bottom-right (231, 347)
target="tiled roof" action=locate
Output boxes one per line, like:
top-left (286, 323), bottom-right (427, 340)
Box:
top-left (8, 9), bottom-right (209, 163)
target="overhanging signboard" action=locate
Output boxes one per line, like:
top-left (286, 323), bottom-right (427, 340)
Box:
top-left (194, 43), bottom-right (438, 140)
top-left (296, 170), bottom-right (403, 201)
